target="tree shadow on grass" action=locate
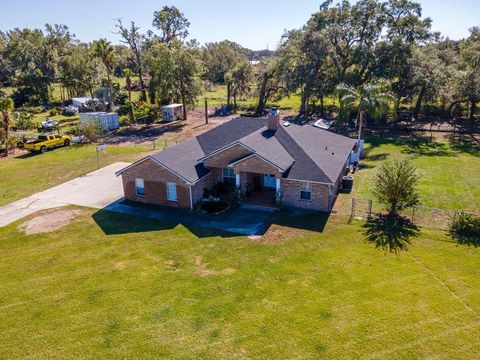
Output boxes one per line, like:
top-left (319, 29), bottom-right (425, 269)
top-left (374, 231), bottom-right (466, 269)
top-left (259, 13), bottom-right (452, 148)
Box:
top-left (453, 234), bottom-right (480, 247)
top-left (445, 133), bottom-right (480, 157)
top-left (363, 214), bottom-right (420, 254)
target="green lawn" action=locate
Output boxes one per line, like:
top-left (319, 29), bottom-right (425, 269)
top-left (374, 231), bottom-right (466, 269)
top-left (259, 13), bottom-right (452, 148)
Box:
top-left (0, 210), bottom-right (479, 359)
top-left (351, 134), bottom-right (480, 212)
top-left (32, 112), bottom-right (80, 134)
top-left (201, 85), bottom-right (338, 112)
top-left (0, 134), bottom-right (479, 358)
top-left (0, 144), bottom-right (152, 207)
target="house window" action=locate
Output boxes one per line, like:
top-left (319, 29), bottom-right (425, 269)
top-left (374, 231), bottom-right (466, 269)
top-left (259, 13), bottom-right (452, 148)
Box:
top-left (222, 167), bottom-right (236, 185)
top-left (135, 178), bottom-right (145, 196)
top-left (166, 182), bottom-right (177, 201)
top-left (300, 182), bottom-right (311, 201)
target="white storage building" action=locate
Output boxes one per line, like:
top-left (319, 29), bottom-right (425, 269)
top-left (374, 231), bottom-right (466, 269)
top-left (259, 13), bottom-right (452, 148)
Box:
top-left (162, 104), bottom-right (184, 122)
top-left (72, 97), bottom-right (93, 109)
top-left (79, 112), bottom-right (119, 132)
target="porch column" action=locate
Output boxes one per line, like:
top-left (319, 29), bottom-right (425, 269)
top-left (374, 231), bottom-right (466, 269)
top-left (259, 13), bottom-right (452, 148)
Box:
top-left (275, 178), bottom-right (281, 195)
top-left (235, 173), bottom-right (241, 188)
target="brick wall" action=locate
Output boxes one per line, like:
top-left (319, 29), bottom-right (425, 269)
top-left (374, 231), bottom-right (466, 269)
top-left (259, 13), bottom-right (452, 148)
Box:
top-left (204, 144), bottom-right (252, 168)
top-left (122, 158), bottom-right (190, 208)
top-left (280, 179), bottom-right (330, 211)
top-left (190, 168), bottom-right (221, 206)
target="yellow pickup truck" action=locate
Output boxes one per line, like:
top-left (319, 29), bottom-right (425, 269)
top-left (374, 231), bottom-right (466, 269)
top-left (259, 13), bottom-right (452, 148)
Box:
top-left (24, 134), bottom-right (71, 153)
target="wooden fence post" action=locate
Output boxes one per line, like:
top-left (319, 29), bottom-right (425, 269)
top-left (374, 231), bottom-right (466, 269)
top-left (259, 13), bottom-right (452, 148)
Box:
top-left (367, 199), bottom-right (372, 220)
top-left (205, 99), bottom-right (208, 124)
top-left (349, 198), bottom-right (356, 224)
top-left (411, 206), bottom-right (416, 223)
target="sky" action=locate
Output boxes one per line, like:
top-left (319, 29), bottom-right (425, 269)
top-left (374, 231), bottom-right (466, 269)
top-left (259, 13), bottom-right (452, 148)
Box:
top-left (1, 0), bottom-right (479, 50)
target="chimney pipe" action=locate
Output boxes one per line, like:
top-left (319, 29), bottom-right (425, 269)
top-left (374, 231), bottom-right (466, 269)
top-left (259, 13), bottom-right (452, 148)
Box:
top-left (267, 107), bottom-right (280, 131)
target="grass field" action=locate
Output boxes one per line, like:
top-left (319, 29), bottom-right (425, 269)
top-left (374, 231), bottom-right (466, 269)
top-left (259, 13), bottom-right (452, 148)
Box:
top-left (0, 144), bottom-right (153, 207)
top-left (0, 209), bottom-right (479, 359)
top-left (351, 133), bottom-right (480, 212)
top-left (201, 85), bottom-right (338, 112)
top-left (2, 82), bottom-right (314, 113)
top-left (0, 134), bottom-right (479, 358)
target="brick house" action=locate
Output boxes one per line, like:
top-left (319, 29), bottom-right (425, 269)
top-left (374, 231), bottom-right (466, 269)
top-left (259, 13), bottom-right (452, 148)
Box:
top-left (116, 111), bottom-right (356, 212)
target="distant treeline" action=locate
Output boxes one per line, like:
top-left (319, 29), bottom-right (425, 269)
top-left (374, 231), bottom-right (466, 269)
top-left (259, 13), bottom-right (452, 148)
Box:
top-left (0, 2), bottom-right (479, 121)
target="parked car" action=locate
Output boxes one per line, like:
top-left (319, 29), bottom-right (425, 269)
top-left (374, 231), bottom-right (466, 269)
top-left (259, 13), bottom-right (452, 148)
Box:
top-left (63, 105), bottom-right (79, 116)
top-left (24, 134), bottom-right (71, 153)
top-left (40, 119), bottom-right (59, 130)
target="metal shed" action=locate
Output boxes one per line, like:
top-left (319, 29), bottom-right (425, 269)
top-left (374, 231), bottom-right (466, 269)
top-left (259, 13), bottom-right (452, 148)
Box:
top-left (79, 112), bottom-right (119, 132)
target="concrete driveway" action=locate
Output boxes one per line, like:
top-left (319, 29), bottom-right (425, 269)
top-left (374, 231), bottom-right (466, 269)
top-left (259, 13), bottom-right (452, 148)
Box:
top-left (0, 162), bottom-right (128, 227)
top-left (0, 161), bottom-right (285, 235)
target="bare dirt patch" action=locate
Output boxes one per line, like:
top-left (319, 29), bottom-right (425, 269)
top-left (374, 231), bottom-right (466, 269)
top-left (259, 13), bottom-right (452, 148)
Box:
top-left (112, 262), bottom-right (126, 271)
top-left (103, 106), bottom-right (238, 146)
top-left (194, 256), bottom-right (236, 277)
top-left (18, 208), bottom-right (86, 235)
top-left (164, 260), bottom-right (181, 272)
top-left (102, 106), bottom-right (295, 147)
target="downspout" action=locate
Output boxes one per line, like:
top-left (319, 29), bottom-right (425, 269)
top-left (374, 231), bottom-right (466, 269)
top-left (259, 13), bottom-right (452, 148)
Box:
top-left (189, 185), bottom-right (193, 210)
top-left (327, 184), bottom-right (334, 211)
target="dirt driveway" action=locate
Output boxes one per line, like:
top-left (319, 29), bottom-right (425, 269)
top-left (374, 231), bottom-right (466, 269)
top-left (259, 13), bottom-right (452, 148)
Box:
top-left (0, 162), bottom-right (128, 227)
top-left (102, 106), bottom-right (296, 147)
top-left (103, 107), bottom-right (239, 146)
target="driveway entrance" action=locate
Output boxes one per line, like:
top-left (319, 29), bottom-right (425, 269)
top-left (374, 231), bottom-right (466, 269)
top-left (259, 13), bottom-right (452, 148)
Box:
top-left (0, 162), bottom-right (128, 227)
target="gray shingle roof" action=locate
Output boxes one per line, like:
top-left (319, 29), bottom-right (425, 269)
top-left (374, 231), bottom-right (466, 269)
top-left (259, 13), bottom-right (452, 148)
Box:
top-left (196, 117), bottom-right (266, 154)
top-left (150, 137), bottom-right (209, 183)
top-left (239, 129), bottom-right (294, 171)
top-left (276, 124), bottom-right (357, 183)
top-left (119, 116), bottom-right (356, 185)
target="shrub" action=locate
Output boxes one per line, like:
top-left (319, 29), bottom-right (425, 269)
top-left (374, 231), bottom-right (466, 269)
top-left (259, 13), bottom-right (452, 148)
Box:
top-left (119, 115), bottom-right (131, 127)
top-left (14, 112), bottom-right (37, 130)
top-left (6, 135), bottom-right (22, 152)
top-left (201, 199), bottom-right (229, 214)
top-left (49, 108), bottom-right (58, 116)
top-left (118, 101), bottom-right (135, 118)
top-left (17, 105), bottom-right (45, 114)
top-left (115, 91), bottom-right (129, 106)
top-left (373, 158), bottom-right (420, 216)
top-left (78, 121), bottom-right (102, 143)
top-left (133, 103), bottom-right (159, 123)
top-left (449, 211), bottom-right (480, 246)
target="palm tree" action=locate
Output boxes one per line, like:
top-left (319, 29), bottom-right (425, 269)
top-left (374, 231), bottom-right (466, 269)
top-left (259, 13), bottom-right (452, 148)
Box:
top-left (123, 68), bottom-right (135, 121)
top-left (0, 97), bottom-right (14, 157)
top-left (123, 68), bottom-right (133, 102)
top-left (94, 39), bottom-right (116, 112)
top-left (337, 82), bottom-right (393, 141)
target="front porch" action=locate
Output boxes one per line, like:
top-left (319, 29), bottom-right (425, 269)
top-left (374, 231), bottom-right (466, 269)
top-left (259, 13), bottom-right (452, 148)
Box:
top-left (241, 187), bottom-right (276, 208)
top-left (236, 172), bottom-right (280, 209)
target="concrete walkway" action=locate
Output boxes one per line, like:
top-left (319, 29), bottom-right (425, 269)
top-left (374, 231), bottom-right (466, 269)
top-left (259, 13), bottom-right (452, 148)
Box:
top-left (0, 162), bottom-right (129, 227)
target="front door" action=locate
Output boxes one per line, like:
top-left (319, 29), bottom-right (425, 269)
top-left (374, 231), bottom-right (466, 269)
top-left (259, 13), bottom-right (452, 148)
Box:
top-left (263, 174), bottom-right (276, 188)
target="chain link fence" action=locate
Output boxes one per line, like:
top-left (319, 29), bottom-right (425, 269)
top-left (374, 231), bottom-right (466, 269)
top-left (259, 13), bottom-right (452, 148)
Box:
top-left (342, 197), bottom-right (478, 231)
